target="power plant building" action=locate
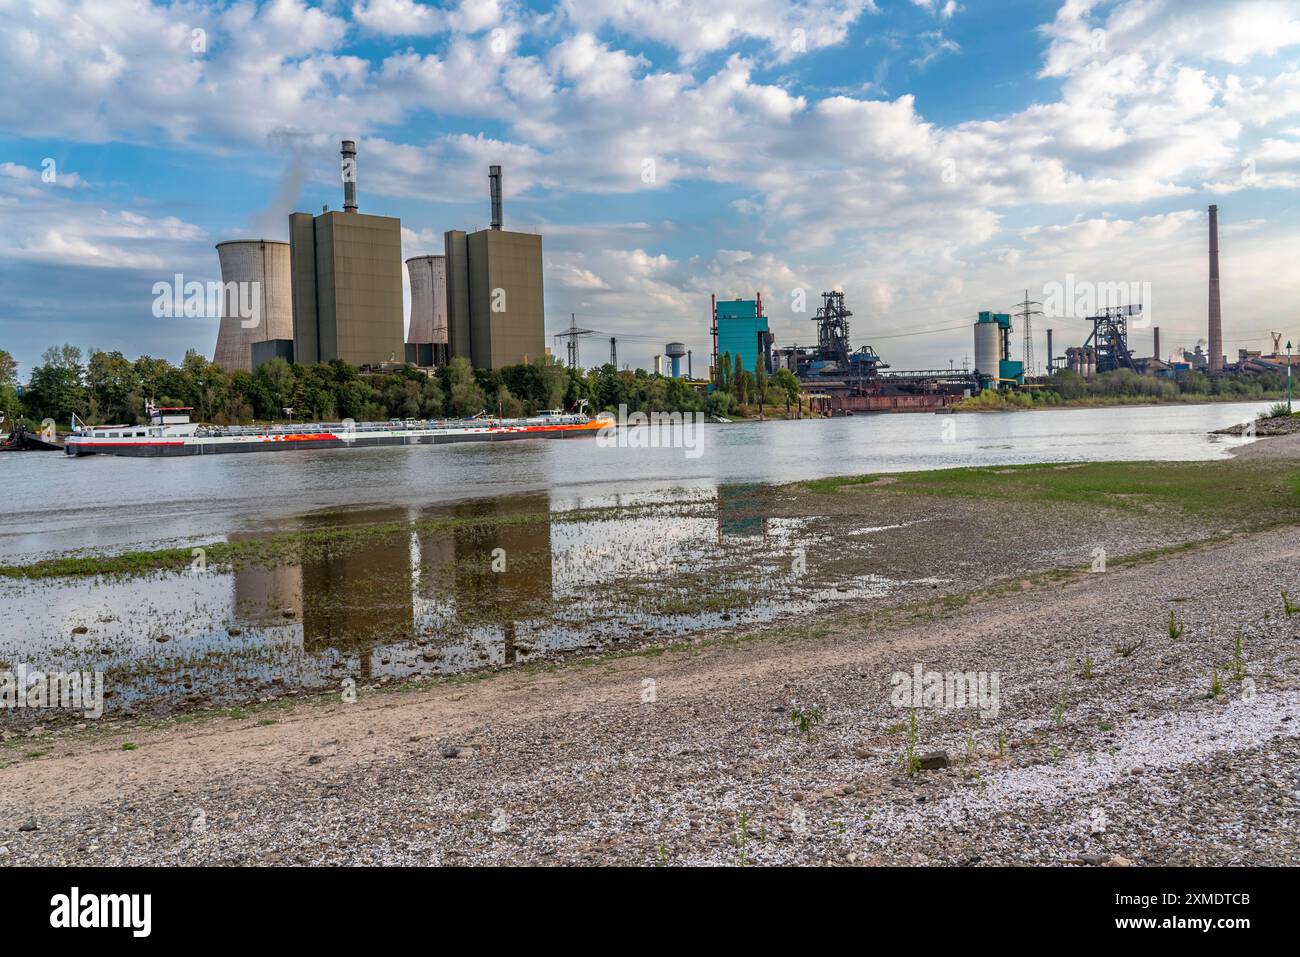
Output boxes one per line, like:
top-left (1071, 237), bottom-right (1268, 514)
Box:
top-left (212, 240), bottom-right (294, 372)
top-left (713, 296), bottom-right (770, 380)
top-left (444, 166), bottom-right (545, 370)
top-left (289, 140), bottom-right (405, 367)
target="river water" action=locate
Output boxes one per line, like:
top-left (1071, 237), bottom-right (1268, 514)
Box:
top-left (0, 401), bottom-right (1265, 562)
top-left (0, 401), bottom-right (1268, 717)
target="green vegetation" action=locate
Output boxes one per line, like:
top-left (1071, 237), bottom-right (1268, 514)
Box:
top-left (1231, 630), bottom-right (1248, 683)
top-left (1261, 403), bottom-right (1294, 419)
top-left (5, 342), bottom-right (772, 429)
top-left (1081, 653), bottom-right (1094, 680)
top-left (788, 705), bottom-right (825, 736)
top-left (902, 709), bottom-right (921, 777)
top-left (1053, 690), bottom-right (1068, 727)
top-left (1282, 591), bottom-right (1299, 617)
top-left (952, 368), bottom-right (1285, 412)
top-left (1168, 611), bottom-right (1185, 642)
top-left (802, 460), bottom-right (1300, 532)
top-left (1208, 668), bottom-right (1225, 700)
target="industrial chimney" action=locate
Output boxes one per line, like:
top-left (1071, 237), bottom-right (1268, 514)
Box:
top-left (1153, 327), bottom-right (1161, 365)
top-left (1208, 205), bottom-right (1222, 373)
top-left (341, 140), bottom-right (358, 213)
top-left (1046, 329), bottom-right (1053, 373)
top-left (489, 165), bottom-right (503, 230)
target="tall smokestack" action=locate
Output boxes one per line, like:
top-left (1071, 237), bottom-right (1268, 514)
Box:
top-left (1208, 205), bottom-right (1222, 373)
top-left (1046, 329), bottom-right (1053, 372)
top-left (489, 165), bottom-right (503, 230)
top-left (341, 140), bottom-right (358, 213)
top-left (1153, 326), bottom-right (1161, 364)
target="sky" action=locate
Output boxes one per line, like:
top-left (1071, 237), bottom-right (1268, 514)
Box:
top-left (2, 0), bottom-right (1300, 378)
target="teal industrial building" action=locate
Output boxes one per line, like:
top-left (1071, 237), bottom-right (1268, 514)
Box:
top-left (711, 294), bottom-right (771, 384)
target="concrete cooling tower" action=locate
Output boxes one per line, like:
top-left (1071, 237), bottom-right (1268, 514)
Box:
top-left (212, 240), bottom-right (293, 372)
top-left (406, 255), bottom-right (449, 345)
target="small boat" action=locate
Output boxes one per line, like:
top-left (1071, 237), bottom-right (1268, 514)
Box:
top-left (65, 401), bottom-right (612, 458)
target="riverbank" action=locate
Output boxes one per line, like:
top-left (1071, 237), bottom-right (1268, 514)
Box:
top-left (952, 392), bottom-right (1285, 413)
top-left (3, 442), bottom-right (1298, 864)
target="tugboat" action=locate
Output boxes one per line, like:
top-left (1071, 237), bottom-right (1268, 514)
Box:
top-left (65, 401), bottom-right (611, 457)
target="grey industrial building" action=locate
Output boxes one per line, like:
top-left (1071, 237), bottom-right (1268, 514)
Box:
top-left (289, 140), bottom-right (405, 368)
top-left (444, 166), bottom-right (545, 370)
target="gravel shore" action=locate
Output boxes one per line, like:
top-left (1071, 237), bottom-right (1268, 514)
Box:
top-left (3, 513), bottom-right (1298, 865)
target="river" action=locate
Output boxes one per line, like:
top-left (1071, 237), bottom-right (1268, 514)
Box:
top-left (0, 401), bottom-right (1265, 563)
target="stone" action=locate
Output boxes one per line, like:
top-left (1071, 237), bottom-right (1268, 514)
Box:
top-left (71, 626), bottom-right (88, 635)
top-left (919, 751), bottom-right (950, 770)
top-left (17, 819), bottom-right (38, 832)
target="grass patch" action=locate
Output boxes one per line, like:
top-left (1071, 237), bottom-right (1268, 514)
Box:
top-left (803, 460), bottom-right (1300, 529)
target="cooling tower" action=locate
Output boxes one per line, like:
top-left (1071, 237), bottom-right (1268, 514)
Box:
top-left (213, 240), bottom-right (293, 372)
top-left (406, 255), bottom-right (449, 345)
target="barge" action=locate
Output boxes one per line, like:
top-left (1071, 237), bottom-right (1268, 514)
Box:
top-left (65, 402), bottom-right (611, 457)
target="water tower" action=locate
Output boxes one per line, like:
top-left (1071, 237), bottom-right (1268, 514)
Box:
top-left (665, 342), bottom-right (687, 378)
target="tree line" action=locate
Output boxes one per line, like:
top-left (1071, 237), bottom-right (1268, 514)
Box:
top-left (1, 345), bottom-right (800, 427)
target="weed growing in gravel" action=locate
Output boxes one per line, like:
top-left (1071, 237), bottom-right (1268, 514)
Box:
top-left (1053, 690), bottom-right (1068, 727)
top-left (1081, 653), bottom-right (1094, 680)
top-left (965, 731), bottom-right (977, 763)
top-left (789, 705), bottom-right (824, 737)
top-left (121, 742), bottom-right (137, 751)
top-left (1208, 669), bottom-right (1225, 700)
top-left (1231, 630), bottom-right (1247, 683)
top-left (1283, 591), bottom-right (1300, 617)
top-left (1098, 721), bottom-right (1114, 731)
top-left (1115, 638), bottom-right (1145, 658)
top-left (1168, 611), bottom-right (1185, 641)
top-left (902, 709), bottom-right (921, 777)
top-left (735, 809), bottom-right (751, 867)
top-left (657, 844), bottom-right (668, 866)
top-left (996, 730), bottom-right (1007, 756)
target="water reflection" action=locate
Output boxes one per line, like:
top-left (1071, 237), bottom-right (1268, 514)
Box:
top-left (2, 485), bottom-right (934, 717)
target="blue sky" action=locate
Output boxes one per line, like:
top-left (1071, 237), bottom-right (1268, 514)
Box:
top-left (3, 0), bottom-right (1300, 377)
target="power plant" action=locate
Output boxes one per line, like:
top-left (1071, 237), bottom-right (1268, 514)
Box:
top-left (443, 165), bottom-right (545, 369)
top-left (208, 142), bottom-right (543, 374)
top-left (212, 240), bottom-right (293, 373)
top-left (289, 140), bottom-right (405, 367)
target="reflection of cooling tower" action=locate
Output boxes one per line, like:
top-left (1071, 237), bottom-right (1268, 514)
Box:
top-left (406, 255), bottom-right (448, 345)
top-left (213, 240), bottom-right (293, 372)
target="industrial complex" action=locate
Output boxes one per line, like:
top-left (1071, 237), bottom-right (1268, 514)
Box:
top-left (211, 143), bottom-right (544, 375)
top-left (207, 146), bottom-right (1275, 416)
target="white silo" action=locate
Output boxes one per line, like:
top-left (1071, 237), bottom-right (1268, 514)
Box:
top-left (406, 255), bottom-right (448, 345)
top-left (973, 318), bottom-right (1000, 383)
top-left (212, 240), bottom-right (293, 372)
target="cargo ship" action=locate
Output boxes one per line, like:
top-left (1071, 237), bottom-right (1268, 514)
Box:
top-left (65, 402), bottom-right (611, 457)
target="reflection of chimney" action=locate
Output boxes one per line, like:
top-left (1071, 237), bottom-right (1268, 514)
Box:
top-left (1153, 327), bottom-right (1161, 364)
top-left (489, 165), bottom-right (502, 230)
top-left (1208, 205), bottom-right (1222, 373)
top-left (342, 140), bottom-right (358, 213)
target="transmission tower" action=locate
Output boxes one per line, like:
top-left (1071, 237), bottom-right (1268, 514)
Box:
top-left (553, 314), bottom-right (597, 369)
top-left (1014, 290), bottom-right (1044, 375)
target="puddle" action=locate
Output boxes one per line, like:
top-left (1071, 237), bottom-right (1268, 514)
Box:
top-left (0, 484), bottom-right (936, 720)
